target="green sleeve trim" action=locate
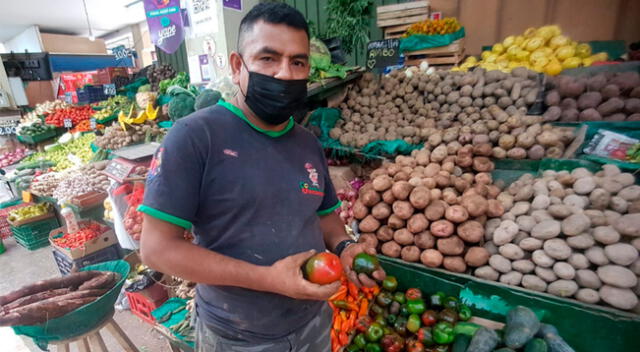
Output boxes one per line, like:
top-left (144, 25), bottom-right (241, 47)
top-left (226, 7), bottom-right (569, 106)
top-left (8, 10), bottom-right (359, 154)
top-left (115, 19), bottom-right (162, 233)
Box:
top-left (138, 205), bottom-right (193, 230)
top-left (317, 200), bottom-right (342, 216)
top-left (218, 101), bottom-right (294, 138)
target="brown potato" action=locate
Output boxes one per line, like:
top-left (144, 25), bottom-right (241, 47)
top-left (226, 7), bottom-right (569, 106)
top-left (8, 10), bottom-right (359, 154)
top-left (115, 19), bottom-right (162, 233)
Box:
top-left (445, 205), bottom-right (469, 223)
top-left (443, 256), bottom-right (467, 273)
top-left (359, 215), bottom-right (380, 233)
top-left (430, 188), bottom-right (442, 200)
top-left (457, 220), bottom-right (484, 243)
top-left (372, 175), bottom-right (393, 192)
top-left (435, 174), bottom-right (450, 188)
top-left (486, 185), bottom-right (501, 199)
top-left (421, 249), bottom-right (444, 267)
top-left (486, 199), bottom-right (505, 217)
top-left (358, 233), bottom-right (378, 249)
top-left (409, 186), bottom-right (431, 209)
top-left (381, 241), bottom-right (402, 258)
top-left (442, 188), bottom-right (459, 205)
top-left (353, 200), bottom-right (369, 220)
top-left (376, 226), bottom-right (394, 242)
top-left (391, 181), bottom-right (413, 200)
top-left (414, 231), bottom-right (435, 249)
top-left (425, 200), bottom-right (447, 221)
top-left (407, 213), bottom-right (429, 233)
top-left (473, 157), bottom-right (494, 172)
top-left (393, 171), bottom-right (410, 182)
top-left (382, 189), bottom-right (396, 204)
top-left (360, 189), bottom-right (381, 207)
top-left (392, 200), bottom-right (414, 220)
top-left (475, 172), bottom-right (492, 185)
top-left (387, 214), bottom-right (406, 229)
top-left (401, 246), bottom-right (421, 262)
top-left (461, 194), bottom-right (488, 217)
top-left (453, 178), bottom-right (471, 193)
top-left (437, 235), bottom-right (465, 255)
top-left (430, 220), bottom-right (455, 238)
top-left (371, 203), bottom-right (392, 220)
top-left (464, 247), bottom-right (490, 267)
top-left (393, 228), bottom-right (414, 245)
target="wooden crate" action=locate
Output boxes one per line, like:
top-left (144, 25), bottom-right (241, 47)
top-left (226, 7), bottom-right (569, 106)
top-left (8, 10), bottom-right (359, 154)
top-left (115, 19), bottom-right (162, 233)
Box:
top-left (377, 1), bottom-right (430, 39)
top-left (404, 38), bottom-right (465, 67)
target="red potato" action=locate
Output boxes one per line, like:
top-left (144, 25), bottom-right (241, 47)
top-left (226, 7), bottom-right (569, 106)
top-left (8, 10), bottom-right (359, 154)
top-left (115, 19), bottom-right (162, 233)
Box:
top-left (358, 233), bottom-right (379, 249)
top-left (393, 229), bottom-right (415, 246)
top-left (376, 226), bottom-right (394, 241)
top-left (443, 256), bottom-right (467, 273)
top-left (475, 172), bottom-right (492, 185)
top-left (393, 171), bottom-right (410, 182)
top-left (391, 181), bottom-right (413, 200)
top-left (464, 247), bottom-right (490, 267)
top-left (454, 178), bottom-right (471, 193)
top-left (435, 174), bottom-right (451, 188)
top-left (457, 220), bottom-right (484, 243)
top-left (407, 213), bottom-right (430, 233)
top-left (392, 200), bottom-right (414, 220)
top-left (387, 214), bottom-right (406, 229)
top-left (445, 205), bottom-right (469, 223)
top-left (381, 241), bottom-right (402, 258)
top-left (487, 185), bottom-right (501, 199)
top-left (430, 220), bottom-right (455, 238)
top-left (359, 215), bottom-right (380, 233)
top-left (409, 186), bottom-right (431, 209)
top-left (414, 231), bottom-right (435, 249)
top-left (401, 246), bottom-right (421, 262)
top-left (437, 235), bottom-right (465, 255)
top-left (424, 163), bottom-right (441, 177)
top-left (425, 200), bottom-right (447, 221)
top-left (382, 189), bottom-right (396, 204)
top-left (420, 249), bottom-right (444, 267)
top-left (461, 194), bottom-right (488, 217)
top-left (442, 188), bottom-right (459, 205)
top-left (486, 199), bottom-right (505, 217)
top-left (430, 188), bottom-right (442, 200)
top-left (423, 178), bottom-right (437, 189)
top-left (473, 157), bottom-right (494, 172)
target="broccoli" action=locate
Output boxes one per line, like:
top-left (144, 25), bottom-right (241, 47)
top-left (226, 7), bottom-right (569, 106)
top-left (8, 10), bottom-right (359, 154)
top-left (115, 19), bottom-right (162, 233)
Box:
top-left (194, 89), bottom-right (222, 110)
top-left (167, 86), bottom-right (196, 121)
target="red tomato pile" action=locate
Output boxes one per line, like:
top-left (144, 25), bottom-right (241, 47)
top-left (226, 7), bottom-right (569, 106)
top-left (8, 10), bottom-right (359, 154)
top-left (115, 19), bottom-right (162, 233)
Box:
top-left (124, 183), bottom-right (145, 241)
top-left (45, 105), bottom-right (93, 127)
top-left (52, 222), bottom-right (106, 249)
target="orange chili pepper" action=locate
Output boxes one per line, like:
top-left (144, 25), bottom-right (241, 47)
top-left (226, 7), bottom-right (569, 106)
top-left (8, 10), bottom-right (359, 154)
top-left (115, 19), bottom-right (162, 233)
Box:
top-left (338, 331), bottom-right (349, 346)
top-left (348, 281), bottom-right (358, 298)
top-left (329, 286), bottom-right (347, 301)
top-left (333, 314), bottom-right (342, 331)
top-left (341, 319), bottom-right (350, 332)
top-left (372, 286), bottom-right (381, 295)
top-left (359, 298), bottom-right (369, 317)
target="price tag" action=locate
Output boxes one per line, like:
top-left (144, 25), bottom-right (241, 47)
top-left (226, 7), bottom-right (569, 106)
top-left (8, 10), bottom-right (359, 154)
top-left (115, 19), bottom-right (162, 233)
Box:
top-left (103, 84), bottom-right (116, 96)
top-left (0, 126), bottom-right (16, 135)
top-left (63, 118), bottom-right (73, 128)
top-left (22, 191), bottom-right (32, 203)
top-left (90, 118), bottom-right (97, 130)
top-left (64, 92), bottom-right (74, 104)
top-left (366, 39), bottom-right (401, 71)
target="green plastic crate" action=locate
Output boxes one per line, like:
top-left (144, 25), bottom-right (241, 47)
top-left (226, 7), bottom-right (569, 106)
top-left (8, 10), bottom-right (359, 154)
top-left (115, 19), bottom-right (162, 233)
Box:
top-left (17, 129), bottom-right (58, 144)
top-left (10, 217), bottom-right (59, 239)
top-left (13, 234), bottom-right (50, 251)
top-left (379, 256), bottom-right (640, 352)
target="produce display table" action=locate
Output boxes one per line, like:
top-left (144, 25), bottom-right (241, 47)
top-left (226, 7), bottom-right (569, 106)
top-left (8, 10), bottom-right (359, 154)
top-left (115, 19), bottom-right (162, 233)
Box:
top-left (307, 69), bottom-right (364, 103)
top-left (53, 311), bottom-right (139, 352)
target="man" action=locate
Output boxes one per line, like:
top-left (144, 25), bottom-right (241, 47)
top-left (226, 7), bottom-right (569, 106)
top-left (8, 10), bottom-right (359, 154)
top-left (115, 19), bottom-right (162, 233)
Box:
top-left (139, 3), bottom-right (384, 351)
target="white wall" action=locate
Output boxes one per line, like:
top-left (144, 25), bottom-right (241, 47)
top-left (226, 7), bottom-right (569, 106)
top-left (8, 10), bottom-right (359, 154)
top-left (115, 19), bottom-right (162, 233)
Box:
top-left (2, 26), bottom-right (43, 53)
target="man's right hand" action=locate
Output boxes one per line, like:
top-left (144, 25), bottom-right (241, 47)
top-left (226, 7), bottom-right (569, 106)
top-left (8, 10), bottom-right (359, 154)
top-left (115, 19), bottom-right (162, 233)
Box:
top-left (267, 250), bottom-right (341, 301)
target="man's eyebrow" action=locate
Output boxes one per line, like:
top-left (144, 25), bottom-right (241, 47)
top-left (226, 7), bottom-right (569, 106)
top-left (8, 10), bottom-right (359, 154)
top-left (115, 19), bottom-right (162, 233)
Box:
top-left (255, 46), bottom-right (308, 61)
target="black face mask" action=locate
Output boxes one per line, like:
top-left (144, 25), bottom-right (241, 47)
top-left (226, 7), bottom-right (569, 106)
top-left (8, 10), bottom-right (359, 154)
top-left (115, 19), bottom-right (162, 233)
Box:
top-left (241, 63), bottom-right (308, 126)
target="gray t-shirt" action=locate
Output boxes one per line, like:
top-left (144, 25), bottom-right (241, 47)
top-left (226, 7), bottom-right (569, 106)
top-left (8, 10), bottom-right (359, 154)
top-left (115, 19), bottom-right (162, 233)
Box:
top-left (140, 101), bottom-right (340, 342)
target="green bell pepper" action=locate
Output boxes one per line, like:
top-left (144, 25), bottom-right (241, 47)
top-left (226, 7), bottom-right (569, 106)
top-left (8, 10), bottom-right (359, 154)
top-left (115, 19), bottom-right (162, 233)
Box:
top-left (407, 313), bottom-right (422, 333)
top-left (382, 276), bottom-right (398, 292)
top-left (393, 292), bottom-right (407, 304)
top-left (364, 343), bottom-right (382, 352)
top-left (366, 323), bottom-right (384, 342)
top-left (376, 291), bottom-right (393, 307)
top-left (443, 296), bottom-right (459, 310)
top-left (433, 322), bottom-right (455, 345)
top-left (354, 333), bottom-right (367, 348)
top-left (407, 299), bottom-right (426, 315)
top-left (353, 253), bottom-right (380, 275)
top-left (457, 304), bottom-right (472, 321)
top-left (417, 327), bottom-right (435, 346)
top-left (429, 292), bottom-right (445, 308)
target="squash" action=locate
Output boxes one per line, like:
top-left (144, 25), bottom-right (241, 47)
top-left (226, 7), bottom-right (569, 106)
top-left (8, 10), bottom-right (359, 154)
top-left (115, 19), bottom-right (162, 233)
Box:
top-left (525, 338), bottom-right (549, 352)
top-left (504, 306), bottom-right (541, 349)
top-left (466, 327), bottom-right (499, 352)
top-left (451, 334), bottom-right (471, 352)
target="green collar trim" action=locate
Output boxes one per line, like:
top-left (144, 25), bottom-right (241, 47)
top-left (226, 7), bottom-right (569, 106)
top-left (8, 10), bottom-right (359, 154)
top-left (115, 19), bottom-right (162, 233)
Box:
top-left (317, 200), bottom-right (342, 216)
top-left (218, 101), bottom-right (294, 138)
top-left (138, 205), bottom-right (193, 230)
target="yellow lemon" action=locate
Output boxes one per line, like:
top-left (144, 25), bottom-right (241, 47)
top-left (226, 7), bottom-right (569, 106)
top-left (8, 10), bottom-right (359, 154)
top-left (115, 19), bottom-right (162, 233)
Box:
top-left (507, 46), bottom-right (520, 60)
top-left (481, 50), bottom-right (492, 60)
top-left (562, 57), bottom-right (582, 69)
top-left (492, 43), bottom-right (505, 54)
top-left (465, 56), bottom-right (478, 64)
top-left (530, 55), bottom-right (550, 68)
top-left (485, 54), bottom-right (498, 63)
top-left (576, 43), bottom-right (592, 58)
top-left (590, 52), bottom-right (609, 62)
top-left (549, 35), bottom-right (569, 49)
top-left (535, 26), bottom-right (555, 41)
top-left (514, 36), bottom-right (525, 47)
top-left (516, 50), bottom-right (530, 62)
top-left (548, 25), bottom-right (562, 37)
top-left (544, 60), bottom-right (563, 76)
top-left (526, 37), bottom-right (545, 52)
top-left (582, 57), bottom-right (594, 67)
top-left (502, 35), bottom-right (516, 48)
top-left (555, 45), bottom-right (576, 60)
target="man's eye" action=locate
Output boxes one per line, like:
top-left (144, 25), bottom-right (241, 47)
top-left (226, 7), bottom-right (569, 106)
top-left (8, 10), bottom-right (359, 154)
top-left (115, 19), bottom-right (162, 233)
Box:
top-left (260, 57), bottom-right (273, 62)
top-left (293, 60), bottom-right (306, 67)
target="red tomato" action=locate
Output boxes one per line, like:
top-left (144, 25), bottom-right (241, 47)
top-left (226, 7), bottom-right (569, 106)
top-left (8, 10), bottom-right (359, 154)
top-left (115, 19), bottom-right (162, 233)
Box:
top-left (406, 288), bottom-right (422, 300)
top-left (303, 252), bottom-right (343, 285)
top-left (610, 148), bottom-right (628, 160)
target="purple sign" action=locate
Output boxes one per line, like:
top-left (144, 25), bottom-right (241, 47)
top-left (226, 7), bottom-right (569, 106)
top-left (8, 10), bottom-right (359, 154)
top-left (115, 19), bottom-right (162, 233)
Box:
top-left (144, 0), bottom-right (186, 54)
top-left (223, 0), bottom-right (242, 11)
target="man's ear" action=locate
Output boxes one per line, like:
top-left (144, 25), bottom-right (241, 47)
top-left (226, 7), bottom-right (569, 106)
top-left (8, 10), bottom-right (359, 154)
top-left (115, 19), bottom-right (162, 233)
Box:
top-left (229, 52), bottom-right (243, 85)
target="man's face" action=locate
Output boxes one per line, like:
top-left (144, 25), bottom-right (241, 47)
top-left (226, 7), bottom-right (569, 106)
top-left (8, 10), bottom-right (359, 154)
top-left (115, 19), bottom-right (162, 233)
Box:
top-left (231, 20), bottom-right (310, 91)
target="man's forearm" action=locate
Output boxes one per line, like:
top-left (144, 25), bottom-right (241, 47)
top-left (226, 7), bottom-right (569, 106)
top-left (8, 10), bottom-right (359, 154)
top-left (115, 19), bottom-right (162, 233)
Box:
top-left (320, 212), bottom-right (351, 253)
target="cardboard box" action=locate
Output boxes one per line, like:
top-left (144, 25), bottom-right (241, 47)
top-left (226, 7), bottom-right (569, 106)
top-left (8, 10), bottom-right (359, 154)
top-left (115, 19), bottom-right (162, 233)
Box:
top-left (49, 220), bottom-right (117, 260)
top-left (329, 166), bottom-right (356, 191)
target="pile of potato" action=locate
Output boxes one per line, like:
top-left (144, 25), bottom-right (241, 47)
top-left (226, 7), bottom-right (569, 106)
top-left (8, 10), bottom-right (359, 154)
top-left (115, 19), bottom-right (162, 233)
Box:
top-left (52, 164), bottom-right (110, 203)
top-left (333, 67), bottom-right (576, 159)
top-left (354, 146), bottom-right (506, 273)
top-left (544, 71), bottom-right (640, 122)
top-left (94, 121), bottom-right (163, 150)
top-left (29, 172), bottom-right (63, 198)
top-left (476, 165), bottom-right (639, 311)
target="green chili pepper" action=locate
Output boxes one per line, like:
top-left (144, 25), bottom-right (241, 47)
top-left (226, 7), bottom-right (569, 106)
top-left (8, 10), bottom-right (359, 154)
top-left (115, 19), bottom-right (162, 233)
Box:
top-left (417, 327), bottom-right (435, 346)
top-left (366, 323), bottom-right (384, 342)
top-left (453, 322), bottom-right (481, 337)
top-left (382, 276), bottom-right (398, 292)
top-left (407, 299), bottom-right (426, 315)
top-left (443, 296), bottom-right (459, 310)
top-left (387, 314), bottom-right (398, 325)
top-left (433, 321), bottom-right (455, 345)
top-left (333, 300), bottom-right (352, 310)
top-left (457, 304), bottom-right (472, 321)
top-left (393, 292), bottom-right (407, 304)
top-left (354, 333), bottom-right (367, 348)
top-left (394, 316), bottom-right (408, 336)
top-left (429, 292), bottom-right (445, 308)
top-left (364, 343), bottom-right (382, 352)
top-left (376, 291), bottom-right (393, 307)
top-left (438, 308), bottom-right (458, 324)
top-left (407, 313), bottom-right (422, 333)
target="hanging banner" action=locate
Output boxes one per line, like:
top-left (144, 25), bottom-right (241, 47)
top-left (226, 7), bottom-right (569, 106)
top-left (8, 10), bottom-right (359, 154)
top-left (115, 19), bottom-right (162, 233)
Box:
top-left (144, 0), bottom-right (186, 54)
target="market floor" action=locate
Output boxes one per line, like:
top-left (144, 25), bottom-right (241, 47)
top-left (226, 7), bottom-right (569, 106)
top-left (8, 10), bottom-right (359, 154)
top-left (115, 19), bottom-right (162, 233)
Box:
top-left (0, 237), bottom-right (174, 352)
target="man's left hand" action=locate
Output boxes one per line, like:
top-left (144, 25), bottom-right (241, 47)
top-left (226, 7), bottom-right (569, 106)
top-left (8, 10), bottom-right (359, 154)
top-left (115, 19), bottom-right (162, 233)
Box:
top-left (340, 242), bottom-right (386, 288)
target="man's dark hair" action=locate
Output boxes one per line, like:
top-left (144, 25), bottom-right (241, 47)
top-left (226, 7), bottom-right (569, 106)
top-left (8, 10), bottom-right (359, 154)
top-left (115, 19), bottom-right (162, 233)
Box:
top-left (238, 2), bottom-right (309, 54)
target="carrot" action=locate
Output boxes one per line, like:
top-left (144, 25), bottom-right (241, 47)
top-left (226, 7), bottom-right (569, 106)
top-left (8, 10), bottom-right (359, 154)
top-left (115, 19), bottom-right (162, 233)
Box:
top-left (358, 298), bottom-right (369, 317)
top-left (329, 286), bottom-right (347, 301)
